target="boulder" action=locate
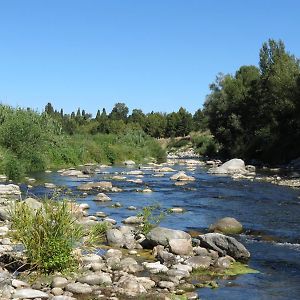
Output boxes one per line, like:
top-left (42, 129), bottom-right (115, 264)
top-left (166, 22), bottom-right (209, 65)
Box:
top-left (185, 256), bottom-right (212, 270)
top-left (106, 229), bottom-right (124, 247)
top-left (78, 273), bottom-right (112, 285)
top-left (117, 275), bottom-right (147, 297)
top-left (61, 170), bottom-right (84, 177)
top-left (170, 171), bottom-right (195, 181)
top-left (78, 181), bottom-right (113, 191)
top-left (94, 193), bottom-right (111, 202)
top-left (146, 227), bottom-right (191, 247)
top-left (209, 217), bottom-right (243, 234)
top-left (52, 277), bottom-right (68, 288)
top-left (209, 158), bottom-right (247, 175)
top-left (0, 184), bottom-right (21, 197)
top-left (169, 238), bottom-right (193, 255)
top-left (12, 288), bottom-right (49, 299)
top-left (24, 197), bottom-right (43, 212)
top-left (65, 282), bottom-right (93, 294)
top-left (122, 216), bottom-right (144, 224)
top-left (142, 261), bottom-right (169, 273)
top-left (197, 233), bottom-right (250, 260)
top-left (0, 207), bottom-right (10, 221)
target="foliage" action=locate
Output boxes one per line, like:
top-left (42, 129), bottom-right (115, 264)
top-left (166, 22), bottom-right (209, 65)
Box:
top-left (203, 39), bottom-right (300, 163)
top-left (85, 222), bottom-right (111, 248)
top-left (9, 199), bottom-right (83, 273)
top-left (137, 204), bottom-right (166, 234)
top-left (190, 132), bottom-right (219, 157)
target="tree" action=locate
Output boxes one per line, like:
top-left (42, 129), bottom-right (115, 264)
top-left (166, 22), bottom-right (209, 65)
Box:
top-left (109, 103), bottom-right (129, 121)
top-left (45, 102), bottom-right (54, 115)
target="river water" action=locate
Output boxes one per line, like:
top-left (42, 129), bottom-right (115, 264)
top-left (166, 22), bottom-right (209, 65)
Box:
top-left (25, 163), bottom-right (300, 300)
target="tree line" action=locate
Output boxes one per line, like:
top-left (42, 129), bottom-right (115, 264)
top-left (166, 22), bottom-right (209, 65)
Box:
top-left (44, 102), bottom-right (206, 138)
top-left (33, 38), bottom-right (300, 164)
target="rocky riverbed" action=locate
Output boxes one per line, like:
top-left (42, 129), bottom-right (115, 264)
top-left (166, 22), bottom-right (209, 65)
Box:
top-left (0, 158), bottom-right (299, 300)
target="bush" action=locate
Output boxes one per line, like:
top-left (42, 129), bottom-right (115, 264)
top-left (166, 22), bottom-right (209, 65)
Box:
top-left (9, 199), bottom-right (83, 273)
top-left (191, 132), bottom-right (219, 157)
top-left (137, 205), bottom-right (166, 234)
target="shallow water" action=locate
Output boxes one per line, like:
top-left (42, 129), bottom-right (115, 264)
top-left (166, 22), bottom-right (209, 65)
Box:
top-left (26, 163), bottom-right (300, 300)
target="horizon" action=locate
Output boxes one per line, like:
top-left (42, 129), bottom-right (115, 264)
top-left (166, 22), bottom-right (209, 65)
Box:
top-left (0, 0), bottom-right (299, 115)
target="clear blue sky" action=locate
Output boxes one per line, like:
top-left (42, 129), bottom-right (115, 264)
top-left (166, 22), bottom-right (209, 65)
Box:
top-left (0, 0), bottom-right (299, 115)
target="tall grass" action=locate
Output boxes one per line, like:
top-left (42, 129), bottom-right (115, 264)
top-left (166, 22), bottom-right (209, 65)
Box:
top-left (9, 199), bottom-right (83, 273)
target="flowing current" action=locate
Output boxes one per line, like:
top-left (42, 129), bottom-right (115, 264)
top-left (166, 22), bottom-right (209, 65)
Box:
top-left (26, 163), bottom-right (300, 300)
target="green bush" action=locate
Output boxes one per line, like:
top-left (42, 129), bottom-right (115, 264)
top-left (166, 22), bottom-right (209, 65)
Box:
top-left (137, 205), bottom-right (166, 234)
top-left (9, 199), bottom-right (83, 273)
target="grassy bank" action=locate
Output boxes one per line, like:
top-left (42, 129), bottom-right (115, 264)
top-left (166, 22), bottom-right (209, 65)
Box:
top-left (0, 105), bottom-right (166, 180)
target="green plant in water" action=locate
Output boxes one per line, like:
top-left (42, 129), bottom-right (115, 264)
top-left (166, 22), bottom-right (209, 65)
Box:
top-left (137, 204), bottom-right (166, 234)
top-left (9, 199), bottom-right (83, 273)
top-left (85, 221), bottom-right (112, 248)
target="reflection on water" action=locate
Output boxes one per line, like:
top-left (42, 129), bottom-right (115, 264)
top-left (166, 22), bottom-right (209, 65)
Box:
top-left (26, 164), bottom-right (300, 300)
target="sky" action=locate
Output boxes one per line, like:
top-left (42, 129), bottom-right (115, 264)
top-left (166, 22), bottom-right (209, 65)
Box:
top-left (0, 0), bottom-right (299, 115)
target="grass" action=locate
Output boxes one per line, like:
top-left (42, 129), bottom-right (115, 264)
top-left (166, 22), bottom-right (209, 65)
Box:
top-left (9, 199), bottom-right (83, 273)
top-left (191, 261), bottom-right (259, 279)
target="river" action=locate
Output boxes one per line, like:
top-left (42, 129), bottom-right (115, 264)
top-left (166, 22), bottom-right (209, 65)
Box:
top-left (24, 162), bottom-right (300, 300)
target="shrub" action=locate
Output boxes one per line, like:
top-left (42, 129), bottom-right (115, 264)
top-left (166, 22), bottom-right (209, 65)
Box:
top-left (9, 199), bottom-right (83, 273)
top-left (85, 222), bottom-right (111, 247)
top-left (137, 205), bottom-right (166, 234)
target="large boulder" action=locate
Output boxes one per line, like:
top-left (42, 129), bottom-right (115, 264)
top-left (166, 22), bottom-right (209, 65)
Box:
top-left (169, 238), bottom-right (193, 255)
top-left (106, 229), bottom-right (124, 247)
top-left (209, 217), bottom-right (243, 234)
top-left (209, 158), bottom-right (247, 175)
top-left (197, 233), bottom-right (250, 261)
top-left (146, 227), bottom-right (191, 247)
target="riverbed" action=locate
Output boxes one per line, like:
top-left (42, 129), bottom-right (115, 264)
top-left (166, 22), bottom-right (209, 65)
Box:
top-left (25, 162), bottom-right (300, 300)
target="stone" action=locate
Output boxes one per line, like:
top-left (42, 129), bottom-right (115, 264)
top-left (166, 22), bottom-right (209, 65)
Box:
top-left (94, 193), bottom-right (111, 202)
top-left (142, 188), bottom-right (152, 193)
top-left (124, 160), bottom-right (136, 166)
top-left (169, 207), bottom-right (184, 213)
top-left (44, 182), bottom-right (56, 189)
top-left (119, 257), bottom-right (143, 273)
top-left (0, 207), bottom-right (10, 221)
top-left (52, 277), bottom-right (68, 288)
top-left (105, 249), bottom-right (122, 259)
top-left (122, 216), bottom-right (144, 225)
top-left (136, 277), bottom-right (156, 290)
top-left (170, 171), bottom-right (195, 181)
top-left (197, 233), bottom-right (250, 260)
top-left (23, 197), bottom-right (43, 212)
top-left (12, 288), bottom-right (49, 299)
top-left (127, 170), bottom-right (143, 175)
top-left (209, 158), bottom-right (247, 175)
top-left (11, 279), bottom-right (29, 288)
top-left (209, 217), bottom-right (243, 234)
top-left (78, 273), bottom-right (112, 285)
top-left (158, 281), bottom-right (175, 290)
top-left (146, 227), bottom-right (191, 247)
top-left (215, 256), bottom-right (232, 269)
top-left (142, 261), bottom-right (169, 273)
top-left (193, 245), bottom-right (209, 256)
top-left (185, 256), bottom-right (212, 270)
top-left (106, 229), bottom-right (124, 247)
top-left (128, 206), bottom-right (137, 210)
top-left (51, 287), bottom-right (64, 296)
top-left (169, 238), bottom-right (193, 255)
top-left (82, 254), bottom-right (102, 265)
top-left (65, 282), bottom-right (93, 294)
top-left (61, 170), bottom-right (84, 177)
top-left (78, 181), bottom-right (113, 192)
top-left (52, 296), bottom-right (76, 300)
top-left (0, 184), bottom-right (21, 197)
top-left (155, 167), bottom-right (175, 172)
top-left (117, 275), bottom-right (147, 297)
